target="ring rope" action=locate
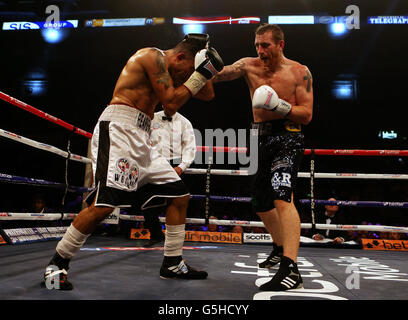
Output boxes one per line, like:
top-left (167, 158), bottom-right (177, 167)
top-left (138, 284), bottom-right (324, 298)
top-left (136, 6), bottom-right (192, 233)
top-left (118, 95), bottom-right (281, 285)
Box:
top-left (186, 169), bottom-right (408, 180)
top-left (0, 172), bottom-right (92, 193)
top-left (196, 146), bottom-right (408, 156)
top-left (2, 91), bottom-right (408, 157)
top-left (1, 170), bottom-right (407, 209)
top-left (3, 122), bottom-right (407, 179)
top-left (1, 213), bottom-right (406, 233)
top-left (299, 199), bottom-right (408, 208)
top-left (0, 91), bottom-right (92, 139)
top-left (2, 125), bottom-right (406, 179)
top-left (0, 212), bottom-right (77, 221)
top-left (191, 194), bottom-right (408, 208)
top-left (190, 194), bottom-right (251, 202)
top-left (0, 128), bottom-right (91, 164)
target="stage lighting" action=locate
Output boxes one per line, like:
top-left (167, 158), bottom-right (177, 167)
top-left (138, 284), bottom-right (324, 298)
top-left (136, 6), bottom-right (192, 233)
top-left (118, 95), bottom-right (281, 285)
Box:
top-left (331, 80), bottom-right (357, 100)
top-left (182, 24), bottom-right (205, 35)
top-left (328, 22), bottom-right (348, 38)
top-left (41, 28), bottom-right (68, 43)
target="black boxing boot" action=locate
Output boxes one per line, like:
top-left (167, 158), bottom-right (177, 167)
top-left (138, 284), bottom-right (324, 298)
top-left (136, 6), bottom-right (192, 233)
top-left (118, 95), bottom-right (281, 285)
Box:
top-left (42, 252), bottom-right (73, 290)
top-left (160, 256), bottom-right (208, 280)
top-left (258, 243), bottom-right (283, 268)
top-left (259, 256), bottom-right (303, 291)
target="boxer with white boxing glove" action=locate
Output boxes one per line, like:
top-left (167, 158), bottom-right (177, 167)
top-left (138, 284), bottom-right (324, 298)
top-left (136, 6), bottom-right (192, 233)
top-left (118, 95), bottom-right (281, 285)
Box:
top-left (214, 24), bottom-right (314, 291)
top-left (43, 33), bottom-right (219, 290)
top-left (252, 85), bottom-right (292, 116)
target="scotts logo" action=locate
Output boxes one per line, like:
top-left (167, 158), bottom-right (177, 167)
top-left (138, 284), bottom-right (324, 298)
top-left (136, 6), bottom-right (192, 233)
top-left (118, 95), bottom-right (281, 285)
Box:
top-left (115, 158), bottom-right (139, 189)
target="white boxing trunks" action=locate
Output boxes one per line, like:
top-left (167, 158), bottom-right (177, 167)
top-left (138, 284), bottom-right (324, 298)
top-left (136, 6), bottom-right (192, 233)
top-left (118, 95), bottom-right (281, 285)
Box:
top-left (86, 104), bottom-right (189, 210)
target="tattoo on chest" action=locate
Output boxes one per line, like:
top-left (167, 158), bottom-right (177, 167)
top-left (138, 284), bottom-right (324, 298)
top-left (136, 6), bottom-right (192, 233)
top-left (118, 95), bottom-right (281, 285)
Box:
top-left (155, 51), bottom-right (171, 89)
top-left (303, 70), bottom-right (312, 92)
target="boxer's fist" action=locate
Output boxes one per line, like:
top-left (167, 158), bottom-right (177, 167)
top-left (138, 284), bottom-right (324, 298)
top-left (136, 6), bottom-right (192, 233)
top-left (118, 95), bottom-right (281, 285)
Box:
top-left (184, 48), bottom-right (224, 95)
top-left (194, 47), bottom-right (224, 79)
top-left (252, 85), bottom-right (292, 116)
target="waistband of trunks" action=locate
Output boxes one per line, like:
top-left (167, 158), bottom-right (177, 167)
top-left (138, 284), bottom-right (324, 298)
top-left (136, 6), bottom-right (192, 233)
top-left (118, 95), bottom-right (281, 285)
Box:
top-left (251, 119), bottom-right (302, 136)
top-left (99, 104), bottom-right (151, 133)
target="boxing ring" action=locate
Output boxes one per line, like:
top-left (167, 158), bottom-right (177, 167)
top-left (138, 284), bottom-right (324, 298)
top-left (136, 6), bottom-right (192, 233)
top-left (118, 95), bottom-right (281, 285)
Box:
top-left (1, 91), bottom-right (408, 301)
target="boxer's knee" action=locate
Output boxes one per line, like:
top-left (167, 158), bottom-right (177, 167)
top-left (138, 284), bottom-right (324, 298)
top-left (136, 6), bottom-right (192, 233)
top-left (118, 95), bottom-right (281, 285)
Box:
top-left (92, 206), bottom-right (114, 223)
top-left (169, 195), bottom-right (189, 212)
top-left (74, 205), bottom-right (114, 228)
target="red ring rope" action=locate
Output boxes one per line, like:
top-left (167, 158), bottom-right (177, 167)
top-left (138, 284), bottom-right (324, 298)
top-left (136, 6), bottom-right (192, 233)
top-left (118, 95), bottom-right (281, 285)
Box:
top-left (0, 91), bottom-right (92, 139)
top-left (2, 91), bottom-right (408, 156)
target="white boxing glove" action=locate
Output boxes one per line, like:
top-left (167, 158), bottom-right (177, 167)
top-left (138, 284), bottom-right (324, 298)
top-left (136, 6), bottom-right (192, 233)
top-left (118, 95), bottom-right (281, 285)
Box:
top-left (252, 85), bottom-right (292, 116)
top-left (184, 48), bottom-right (224, 95)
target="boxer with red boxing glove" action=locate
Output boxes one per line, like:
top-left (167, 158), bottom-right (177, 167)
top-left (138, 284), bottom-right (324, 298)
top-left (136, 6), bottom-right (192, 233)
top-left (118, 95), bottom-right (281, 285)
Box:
top-left (215, 24), bottom-right (313, 291)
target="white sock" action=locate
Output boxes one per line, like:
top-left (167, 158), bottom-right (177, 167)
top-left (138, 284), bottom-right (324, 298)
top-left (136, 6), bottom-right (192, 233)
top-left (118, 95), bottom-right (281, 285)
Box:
top-left (164, 224), bottom-right (185, 257)
top-left (56, 224), bottom-right (90, 259)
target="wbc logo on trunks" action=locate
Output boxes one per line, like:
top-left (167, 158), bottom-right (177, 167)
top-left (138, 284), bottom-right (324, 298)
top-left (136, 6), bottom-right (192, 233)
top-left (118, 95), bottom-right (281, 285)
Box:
top-left (115, 158), bottom-right (139, 189)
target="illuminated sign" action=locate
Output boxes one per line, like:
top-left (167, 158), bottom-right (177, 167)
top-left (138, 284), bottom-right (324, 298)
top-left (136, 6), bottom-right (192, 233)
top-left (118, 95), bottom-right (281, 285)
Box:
top-left (85, 17), bottom-right (165, 27)
top-left (378, 130), bottom-right (398, 140)
top-left (267, 15), bottom-right (357, 25)
top-left (368, 16), bottom-right (408, 24)
top-left (268, 15), bottom-right (315, 24)
top-left (173, 16), bottom-right (260, 24)
top-left (2, 20), bottom-right (78, 30)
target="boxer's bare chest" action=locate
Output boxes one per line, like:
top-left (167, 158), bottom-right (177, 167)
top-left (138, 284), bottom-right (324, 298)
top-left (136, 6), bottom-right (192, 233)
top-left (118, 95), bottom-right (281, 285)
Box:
top-left (245, 65), bottom-right (297, 103)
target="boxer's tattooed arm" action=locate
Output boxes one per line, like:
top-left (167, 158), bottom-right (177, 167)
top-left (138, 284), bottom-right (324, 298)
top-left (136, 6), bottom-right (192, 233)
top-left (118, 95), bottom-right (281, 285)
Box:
top-left (154, 51), bottom-right (171, 89)
top-left (213, 59), bottom-right (246, 82)
top-left (303, 70), bottom-right (312, 92)
top-left (232, 60), bottom-right (246, 72)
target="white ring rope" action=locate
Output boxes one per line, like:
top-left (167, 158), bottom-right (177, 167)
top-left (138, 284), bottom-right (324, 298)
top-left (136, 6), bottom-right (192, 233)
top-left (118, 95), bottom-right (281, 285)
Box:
top-left (0, 128), bottom-right (91, 164)
top-left (185, 168), bottom-right (408, 180)
top-left (1, 129), bottom-right (406, 179)
top-left (1, 212), bottom-right (407, 233)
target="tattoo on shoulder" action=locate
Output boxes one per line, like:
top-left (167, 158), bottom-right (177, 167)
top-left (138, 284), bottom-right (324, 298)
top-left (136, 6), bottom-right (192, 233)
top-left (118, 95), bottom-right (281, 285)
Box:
top-left (154, 50), bottom-right (171, 90)
top-left (233, 60), bottom-right (246, 71)
top-left (303, 69), bottom-right (312, 92)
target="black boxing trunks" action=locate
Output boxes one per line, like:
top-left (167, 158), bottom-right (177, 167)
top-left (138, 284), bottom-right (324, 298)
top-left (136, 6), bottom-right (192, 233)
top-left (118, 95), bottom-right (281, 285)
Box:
top-left (250, 119), bottom-right (304, 212)
top-left (85, 105), bottom-right (189, 210)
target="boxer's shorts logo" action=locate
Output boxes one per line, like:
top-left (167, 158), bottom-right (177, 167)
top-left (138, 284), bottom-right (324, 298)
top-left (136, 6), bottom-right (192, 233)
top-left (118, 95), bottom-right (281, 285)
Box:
top-left (114, 158), bottom-right (139, 189)
top-left (271, 172), bottom-right (292, 189)
top-left (117, 158), bottom-right (130, 173)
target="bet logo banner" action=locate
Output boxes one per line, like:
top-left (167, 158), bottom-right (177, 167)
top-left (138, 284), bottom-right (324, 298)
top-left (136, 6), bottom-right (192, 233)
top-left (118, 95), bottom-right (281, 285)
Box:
top-left (362, 238), bottom-right (408, 251)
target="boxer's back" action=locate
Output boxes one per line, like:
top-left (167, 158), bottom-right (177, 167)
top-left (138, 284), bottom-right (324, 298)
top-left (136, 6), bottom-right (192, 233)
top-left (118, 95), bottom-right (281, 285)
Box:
top-left (110, 48), bottom-right (160, 118)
